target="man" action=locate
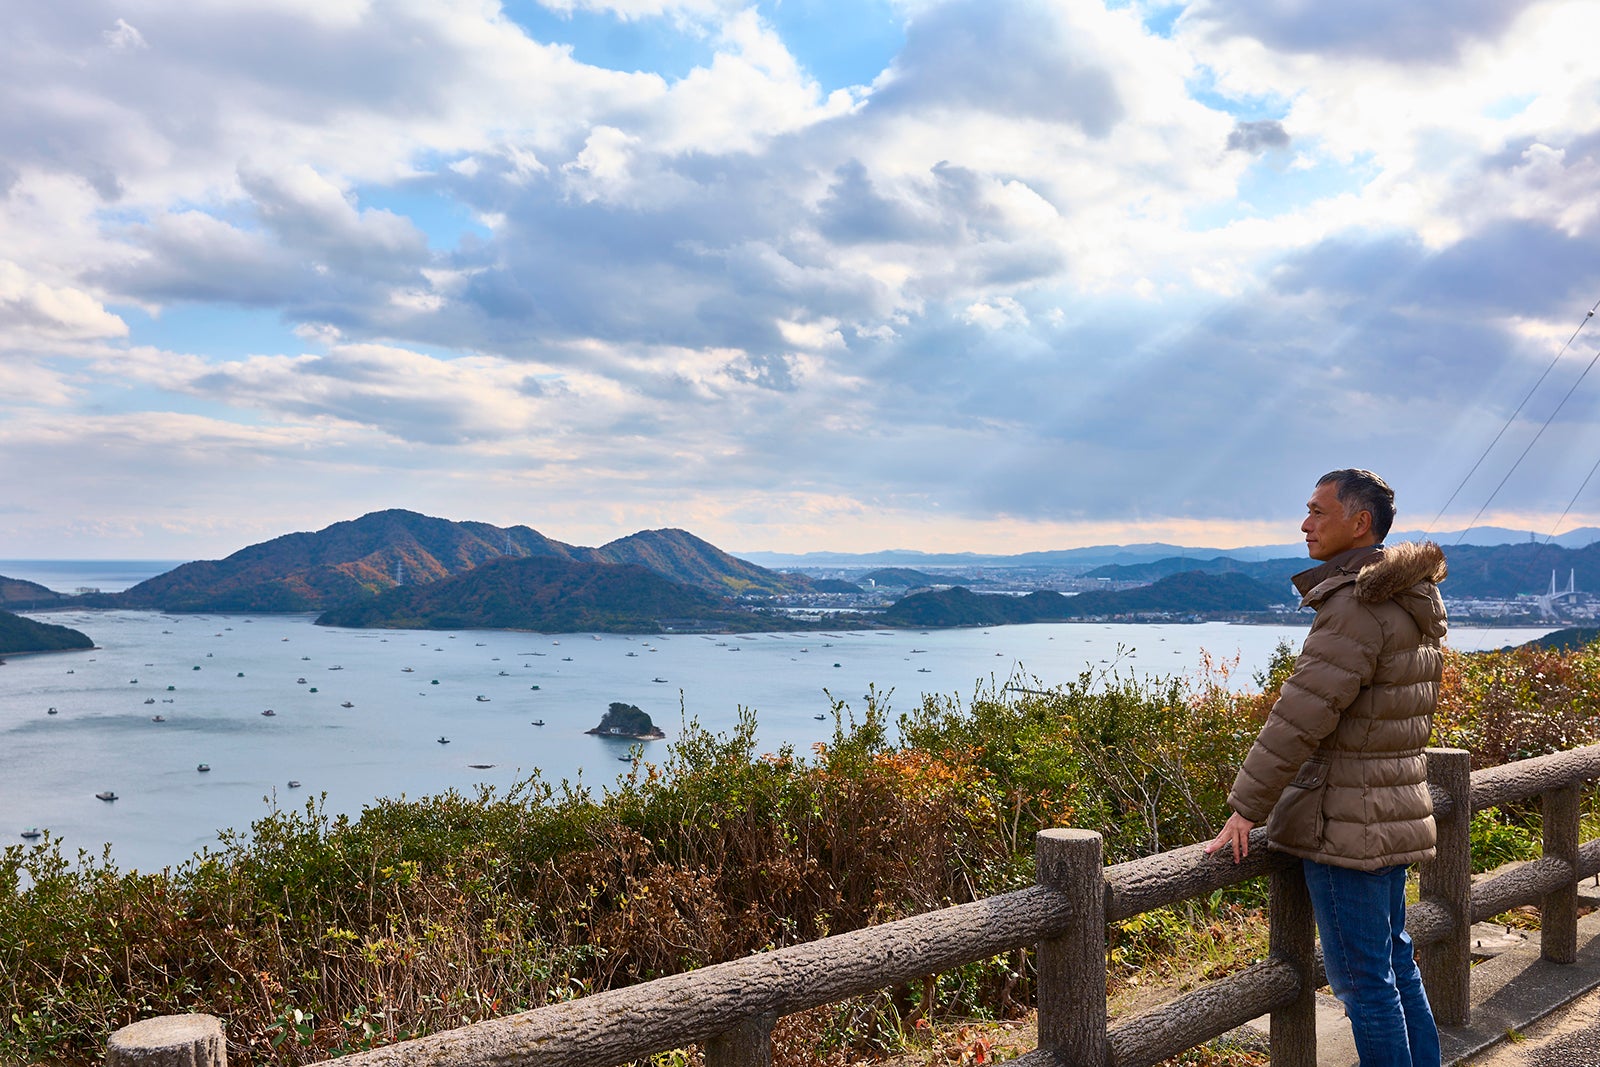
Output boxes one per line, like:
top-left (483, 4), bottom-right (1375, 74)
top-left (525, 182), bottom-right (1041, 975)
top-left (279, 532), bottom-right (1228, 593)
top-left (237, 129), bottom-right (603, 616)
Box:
top-left (1205, 469), bottom-right (1448, 1067)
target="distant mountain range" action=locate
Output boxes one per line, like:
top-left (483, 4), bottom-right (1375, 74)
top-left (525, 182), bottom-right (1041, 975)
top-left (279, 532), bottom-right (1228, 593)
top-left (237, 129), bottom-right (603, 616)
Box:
top-left (80, 510), bottom-right (804, 614)
top-left (6, 511), bottom-right (1598, 636)
top-left (1085, 540), bottom-right (1600, 600)
top-left (882, 572), bottom-right (1284, 627)
top-left (741, 526), bottom-right (1600, 571)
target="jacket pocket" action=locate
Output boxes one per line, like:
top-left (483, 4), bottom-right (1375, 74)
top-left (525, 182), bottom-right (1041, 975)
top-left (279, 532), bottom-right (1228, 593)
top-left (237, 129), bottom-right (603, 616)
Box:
top-left (1266, 756), bottom-right (1329, 851)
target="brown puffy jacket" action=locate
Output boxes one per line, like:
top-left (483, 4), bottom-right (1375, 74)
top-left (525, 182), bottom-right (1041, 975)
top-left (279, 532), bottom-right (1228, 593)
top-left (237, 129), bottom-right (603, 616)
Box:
top-left (1227, 541), bottom-right (1449, 871)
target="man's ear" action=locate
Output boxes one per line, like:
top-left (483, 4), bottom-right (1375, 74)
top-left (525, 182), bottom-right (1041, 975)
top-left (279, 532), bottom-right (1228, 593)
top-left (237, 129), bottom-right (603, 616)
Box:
top-left (1354, 510), bottom-right (1373, 536)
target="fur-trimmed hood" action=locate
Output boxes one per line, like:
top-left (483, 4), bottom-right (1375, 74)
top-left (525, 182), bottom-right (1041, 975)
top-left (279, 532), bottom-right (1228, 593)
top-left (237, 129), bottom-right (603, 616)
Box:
top-left (1295, 541), bottom-right (1448, 639)
top-left (1356, 540), bottom-right (1448, 601)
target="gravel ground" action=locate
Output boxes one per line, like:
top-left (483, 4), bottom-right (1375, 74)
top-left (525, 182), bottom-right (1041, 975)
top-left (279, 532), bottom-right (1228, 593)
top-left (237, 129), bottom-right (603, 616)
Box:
top-left (1463, 987), bottom-right (1600, 1067)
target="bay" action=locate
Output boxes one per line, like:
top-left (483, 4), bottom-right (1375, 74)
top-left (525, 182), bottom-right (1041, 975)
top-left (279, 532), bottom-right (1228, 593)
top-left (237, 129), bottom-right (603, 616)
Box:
top-left (1, 564), bottom-right (1553, 873)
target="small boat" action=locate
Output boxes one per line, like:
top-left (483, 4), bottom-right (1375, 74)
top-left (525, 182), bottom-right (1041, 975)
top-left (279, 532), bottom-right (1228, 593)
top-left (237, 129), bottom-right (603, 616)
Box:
top-left (431, 680), bottom-right (440, 685)
top-left (301, 656), bottom-right (310, 661)
top-left (309, 687), bottom-right (318, 692)
top-left (437, 736), bottom-right (450, 744)
top-left (46, 707), bottom-right (58, 715)
top-left (498, 671), bottom-right (509, 676)
top-left (192, 665), bottom-right (201, 670)
top-left (297, 677), bottom-right (307, 684)
top-left (561, 657), bottom-right (573, 662)
top-left (530, 685), bottom-right (541, 691)
top-left (328, 665), bottom-right (343, 671)
top-left (626, 652), bottom-right (638, 657)
top-left (531, 719), bottom-right (546, 726)
top-left (144, 698), bottom-right (156, 704)
top-left (96, 791), bottom-right (117, 802)
top-left (197, 764), bottom-right (210, 773)
top-left (20, 828), bottom-right (42, 840)
top-left (236, 672), bottom-right (244, 677)
top-left (152, 715), bottom-right (165, 722)
top-left (402, 667), bottom-right (414, 673)
top-left (341, 701), bottom-right (354, 708)
top-left (469, 763), bottom-right (494, 769)
top-left (653, 677), bottom-right (668, 683)
top-left (162, 698), bottom-right (173, 703)
top-left (918, 668), bottom-right (932, 673)
top-left (814, 714), bottom-right (826, 720)
top-left (618, 756), bottom-right (632, 762)
top-left (261, 709), bottom-right (276, 717)
top-left (287, 780), bottom-right (301, 788)
top-left (166, 685), bottom-right (175, 691)
top-left (476, 695), bottom-right (490, 702)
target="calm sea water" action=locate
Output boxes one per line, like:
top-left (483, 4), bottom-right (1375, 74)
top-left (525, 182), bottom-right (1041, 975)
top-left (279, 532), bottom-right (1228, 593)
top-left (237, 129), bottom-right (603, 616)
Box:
top-left (0, 562), bottom-right (1553, 872)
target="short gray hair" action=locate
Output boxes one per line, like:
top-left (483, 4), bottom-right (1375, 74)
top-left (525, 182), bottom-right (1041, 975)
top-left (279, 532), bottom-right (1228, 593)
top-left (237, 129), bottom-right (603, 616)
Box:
top-left (1317, 469), bottom-right (1395, 541)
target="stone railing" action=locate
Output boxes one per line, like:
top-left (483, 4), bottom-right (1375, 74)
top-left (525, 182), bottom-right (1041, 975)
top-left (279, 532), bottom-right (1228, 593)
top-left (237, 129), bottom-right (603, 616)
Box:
top-left (108, 744), bottom-right (1600, 1067)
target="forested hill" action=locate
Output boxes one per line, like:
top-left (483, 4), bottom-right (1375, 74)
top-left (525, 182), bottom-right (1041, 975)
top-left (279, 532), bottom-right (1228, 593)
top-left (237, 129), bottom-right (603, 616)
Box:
top-left (596, 529), bottom-right (802, 596)
top-left (0, 609), bottom-right (93, 655)
top-left (112, 510), bottom-right (594, 612)
top-left (314, 555), bottom-right (792, 633)
top-left (0, 575), bottom-right (68, 610)
top-left (1083, 540), bottom-right (1600, 599)
top-left (1084, 555), bottom-right (1306, 585)
top-left (882, 572), bottom-right (1285, 627)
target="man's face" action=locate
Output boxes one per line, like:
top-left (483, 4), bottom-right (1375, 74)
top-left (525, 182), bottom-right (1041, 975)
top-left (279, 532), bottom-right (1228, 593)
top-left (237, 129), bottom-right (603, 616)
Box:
top-left (1302, 481), bottom-right (1373, 561)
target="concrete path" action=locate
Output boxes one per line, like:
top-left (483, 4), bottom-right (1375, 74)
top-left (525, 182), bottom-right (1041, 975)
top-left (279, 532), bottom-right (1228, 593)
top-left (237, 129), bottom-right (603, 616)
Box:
top-left (1244, 878), bottom-right (1600, 1066)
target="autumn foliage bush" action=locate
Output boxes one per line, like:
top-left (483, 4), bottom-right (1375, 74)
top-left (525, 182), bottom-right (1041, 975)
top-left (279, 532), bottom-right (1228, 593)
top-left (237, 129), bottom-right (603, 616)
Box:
top-left (5, 635), bottom-right (1599, 1066)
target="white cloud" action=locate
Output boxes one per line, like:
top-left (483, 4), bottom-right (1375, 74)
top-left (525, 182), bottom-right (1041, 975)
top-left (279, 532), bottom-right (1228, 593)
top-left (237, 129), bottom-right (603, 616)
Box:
top-left (103, 18), bottom-right (149, 52)
top-left (0, 260), bottom-right (129, 342)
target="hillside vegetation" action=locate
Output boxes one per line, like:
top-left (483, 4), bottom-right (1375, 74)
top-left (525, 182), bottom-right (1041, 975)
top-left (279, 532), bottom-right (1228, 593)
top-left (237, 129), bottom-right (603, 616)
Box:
top-left (4, 637), bottom-right (1589, 1066)
top-left (0, 576), bottom-right (68, 610)
top-left (882, 572), bottom-right (1284, 626)
top-left (315, 556), bottom-right (785, 632)
top-left (112, 510), bottom-right (595, 612)
top-left (98, 512), bottom-right (806, 616)
top-left (0, 609), bottom-right (93, 655)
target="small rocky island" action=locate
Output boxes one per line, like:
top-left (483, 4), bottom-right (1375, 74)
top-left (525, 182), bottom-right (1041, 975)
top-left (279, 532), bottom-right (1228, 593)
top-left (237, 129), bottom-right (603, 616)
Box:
top-left (586, 702), bottom-right (666, 740)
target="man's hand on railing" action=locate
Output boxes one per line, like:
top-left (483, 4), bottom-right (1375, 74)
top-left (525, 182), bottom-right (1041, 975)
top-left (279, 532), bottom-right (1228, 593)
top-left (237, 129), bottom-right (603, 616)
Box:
top-left (1204, 812), bottom-right (1255, 864)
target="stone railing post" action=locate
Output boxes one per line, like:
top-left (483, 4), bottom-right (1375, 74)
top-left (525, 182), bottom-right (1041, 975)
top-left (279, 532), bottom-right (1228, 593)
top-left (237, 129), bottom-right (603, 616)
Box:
top-left (1542, 782), bottom-right (1580, 965)
top-left (1419, 747), bottom-right (1472, 1026)
top-left (1035, 828), bottom-right (1105, 1066)
top-left (1268, 860), bottom-right (1317, 1067)
top-left (106, 1014), bottom-right (225, 1067)
top-left (704, 1013), bottom-right (775, 1067)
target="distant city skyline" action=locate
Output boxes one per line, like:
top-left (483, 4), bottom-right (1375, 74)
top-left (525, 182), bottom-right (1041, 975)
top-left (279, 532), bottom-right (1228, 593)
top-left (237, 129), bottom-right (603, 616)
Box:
top-left (4, 1), bottom-right (1599, 560)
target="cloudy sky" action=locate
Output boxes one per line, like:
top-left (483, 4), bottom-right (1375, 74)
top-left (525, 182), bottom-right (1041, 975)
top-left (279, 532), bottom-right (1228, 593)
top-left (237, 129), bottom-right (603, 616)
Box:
top-left (4, 0), bottom-right (1600, 560)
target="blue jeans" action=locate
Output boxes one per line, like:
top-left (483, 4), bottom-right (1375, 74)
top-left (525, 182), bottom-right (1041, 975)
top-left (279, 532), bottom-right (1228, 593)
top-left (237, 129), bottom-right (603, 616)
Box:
top-left (1302, 860), bottom-right (1441, 1067)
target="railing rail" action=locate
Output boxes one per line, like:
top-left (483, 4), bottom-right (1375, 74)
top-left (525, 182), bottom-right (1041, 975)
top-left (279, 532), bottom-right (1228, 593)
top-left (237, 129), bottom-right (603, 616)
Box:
top-left (107, 743), bottom-right (1600, 1067)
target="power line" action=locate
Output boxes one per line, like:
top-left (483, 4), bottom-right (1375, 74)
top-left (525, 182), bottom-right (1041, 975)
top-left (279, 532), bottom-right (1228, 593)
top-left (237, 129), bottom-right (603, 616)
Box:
top-left (1456, 341), bottom-right (1600, 544)
top-left (1427, 295), bottom-right (1600, 537)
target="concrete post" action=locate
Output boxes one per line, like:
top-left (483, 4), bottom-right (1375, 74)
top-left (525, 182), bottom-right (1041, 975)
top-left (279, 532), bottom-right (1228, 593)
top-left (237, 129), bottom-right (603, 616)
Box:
top-left (1269, 860), bottom-right (1317, 1067)
top-left (1419, 747), bottom-right (1472, 1026)
top-left (1542, 782), bottom-right (1580, 965)
top-left (106, 1014), bottom-right (225, 1067)
top-left (704, 1013), bottom-right (775, 1067)
top-left (1035, 828), bottom-right (1105, 1066)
